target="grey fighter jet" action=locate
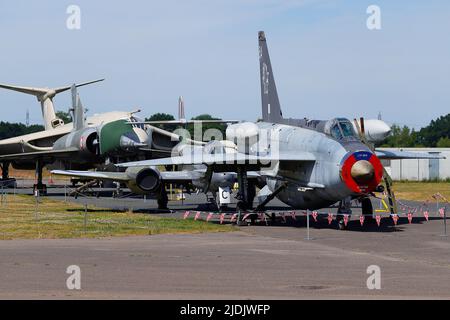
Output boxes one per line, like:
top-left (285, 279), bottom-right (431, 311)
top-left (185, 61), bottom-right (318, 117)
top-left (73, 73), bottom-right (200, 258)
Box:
top-left (105, 31), bottom-right (442, 227)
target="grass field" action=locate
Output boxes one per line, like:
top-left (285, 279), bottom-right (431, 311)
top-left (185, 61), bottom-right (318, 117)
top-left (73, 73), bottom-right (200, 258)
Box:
top-left (392, 181), bottom-right (450, 202)
top-left (0, 195), bottom-right (235, 240)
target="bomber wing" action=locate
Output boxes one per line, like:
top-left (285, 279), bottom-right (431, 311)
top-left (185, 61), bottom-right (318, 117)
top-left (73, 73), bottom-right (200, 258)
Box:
top-left (0, 147), bottom-right (79, 162)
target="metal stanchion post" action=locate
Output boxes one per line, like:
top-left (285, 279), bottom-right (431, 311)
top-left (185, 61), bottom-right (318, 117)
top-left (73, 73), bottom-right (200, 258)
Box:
top-left (84, 203), bottom-right (88, 235)
top-left (34, 190), bottom-right (39, 221)
top-left (306, 210), bottom-right (310, 241)
top-left (444, 206), bottom-right (447, 237)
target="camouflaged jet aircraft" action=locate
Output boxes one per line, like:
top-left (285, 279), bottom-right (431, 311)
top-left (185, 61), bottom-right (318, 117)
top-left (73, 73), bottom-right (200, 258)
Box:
top-left (51, 96), bottom-right (249, 209)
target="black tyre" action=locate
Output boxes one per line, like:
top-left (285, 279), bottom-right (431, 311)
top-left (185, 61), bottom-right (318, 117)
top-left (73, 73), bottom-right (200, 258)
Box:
top-left (362, 198), bottom-right (374, 222)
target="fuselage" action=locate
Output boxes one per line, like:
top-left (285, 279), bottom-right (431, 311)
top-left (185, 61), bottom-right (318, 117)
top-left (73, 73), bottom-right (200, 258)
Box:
top-left (228, 120), bottom-right (384, 210)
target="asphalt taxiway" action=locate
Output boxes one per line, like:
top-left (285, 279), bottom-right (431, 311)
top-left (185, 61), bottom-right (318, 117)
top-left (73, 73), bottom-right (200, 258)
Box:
top-left (0, 185), bottom-right (449, 299)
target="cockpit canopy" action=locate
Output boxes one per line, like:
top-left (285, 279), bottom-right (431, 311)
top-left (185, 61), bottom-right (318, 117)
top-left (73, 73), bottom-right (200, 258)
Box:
top-left (324, 118), bottom-right (358, 141)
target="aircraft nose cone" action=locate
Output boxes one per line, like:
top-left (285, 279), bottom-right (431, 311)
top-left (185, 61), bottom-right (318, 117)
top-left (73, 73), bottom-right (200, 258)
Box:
top-left (351, 160), bottom-right (375, 183)
top-left (120, 135), bottom-right (146, 149)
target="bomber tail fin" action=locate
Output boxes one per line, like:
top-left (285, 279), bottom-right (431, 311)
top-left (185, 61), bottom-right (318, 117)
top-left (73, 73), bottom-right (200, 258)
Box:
top-left (258, 31), bottom-right (283, 123)
top-left (0, 79), bottom-right (104, 130)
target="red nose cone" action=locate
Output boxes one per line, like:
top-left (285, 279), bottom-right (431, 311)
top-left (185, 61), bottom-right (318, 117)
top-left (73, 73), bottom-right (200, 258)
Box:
top-left (341, 151), bottom-right (383, 194)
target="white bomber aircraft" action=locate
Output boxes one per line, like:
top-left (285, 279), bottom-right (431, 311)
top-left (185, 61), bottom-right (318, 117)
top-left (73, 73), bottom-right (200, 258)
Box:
top-left (0, 80), bottom-right (183, 187)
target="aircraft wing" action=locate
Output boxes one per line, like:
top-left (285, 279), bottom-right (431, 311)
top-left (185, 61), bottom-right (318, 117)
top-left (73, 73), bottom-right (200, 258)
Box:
top-left (132, 120), bottom-right (239, 125)
top-left (375, 150), bottom-right (446, 160)
top-left (0, 147), bottom-right (79, 162)
top-left (51, 170), bottom-right (130, 182)
top-left (117, 152), bottom-right (316, 169)
top-left (52, 169), bottom-right (199, 184)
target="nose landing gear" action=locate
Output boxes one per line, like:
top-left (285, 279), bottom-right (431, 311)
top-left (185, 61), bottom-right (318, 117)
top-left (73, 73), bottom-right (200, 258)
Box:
top-left (336, 197), bottom-right (352, 230)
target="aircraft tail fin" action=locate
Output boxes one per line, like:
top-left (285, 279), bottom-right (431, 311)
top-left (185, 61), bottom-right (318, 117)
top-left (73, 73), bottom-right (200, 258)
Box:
top-left (178, 96), bottom-right (186, 122)
top-left (0, 79), bottom-right (104, 130)
top-left (259, 31), bottom-right (283, 123)
top-left (71, 85), bottom-right (85, 131)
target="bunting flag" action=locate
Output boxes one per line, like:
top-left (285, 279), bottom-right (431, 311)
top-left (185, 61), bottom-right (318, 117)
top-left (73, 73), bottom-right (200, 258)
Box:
top-left (407, 212), bottom-right (413, 224)
top-left (376, 215), bottom-right (381, 227)
top-left (439, 207), bottom-right (446, 218)
top-left (206, 213), bottom-right (214, 222)
top-left (230, 214), bottom-right (238, 223)
top-left (220, 213), bottom-right (226, 224)
top-left (312, 211), bottom-right (318, 222)
top-left (343, 214), bottom-right (349, 227)
top-left (280, 213), bottom-right (287, 223)
top-left (183, 211), bottom-right (190, 220)
top-left (291, 212), bottom-right (297, 221)
top-left (327, 213), bottom-right (333, 225)
top-left (424, 211), bottom-right (429, 221)
top-left (260, 213), bottom-right (268, 225)
top-left (194, 211), bottom-right (201, 221)
top-left (392, 214), bottom-right (399, 226)
top-left (359, 215), bottom-right (365, 226)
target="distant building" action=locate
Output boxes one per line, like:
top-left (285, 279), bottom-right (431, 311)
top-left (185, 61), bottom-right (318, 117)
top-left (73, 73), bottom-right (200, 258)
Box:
top-left (378, 148), bottom-right (450, 181)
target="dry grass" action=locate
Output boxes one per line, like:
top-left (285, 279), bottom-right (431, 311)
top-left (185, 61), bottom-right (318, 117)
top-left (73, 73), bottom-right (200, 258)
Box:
top-left (0, 195), bottom-right (235, 240)
top-left (393, 181), bottom-right (450, 202)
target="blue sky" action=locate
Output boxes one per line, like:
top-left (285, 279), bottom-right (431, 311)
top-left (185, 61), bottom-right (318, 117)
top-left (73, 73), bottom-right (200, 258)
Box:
top-left (0, 0), bottom-right (449, 129)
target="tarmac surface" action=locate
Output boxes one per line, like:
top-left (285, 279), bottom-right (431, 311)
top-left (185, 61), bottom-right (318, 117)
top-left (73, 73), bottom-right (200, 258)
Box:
top-left (1, 184), bottom-right (449, 299)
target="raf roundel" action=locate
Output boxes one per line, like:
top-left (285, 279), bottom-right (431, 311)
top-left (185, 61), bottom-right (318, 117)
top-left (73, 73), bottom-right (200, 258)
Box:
top-left (340, 151), bottom-right (384, 194)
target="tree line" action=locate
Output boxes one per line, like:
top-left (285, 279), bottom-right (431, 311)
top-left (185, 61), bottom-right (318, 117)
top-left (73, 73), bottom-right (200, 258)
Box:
top-left (380, 113), bottom-right (450, 148)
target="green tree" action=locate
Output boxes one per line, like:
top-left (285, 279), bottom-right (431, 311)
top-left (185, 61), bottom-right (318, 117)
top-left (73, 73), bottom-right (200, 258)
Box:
top-left (55, 111), bottom-right (72, 124)
top-left (0, 122), bottom-right (44, 140)
top-left (417, 113), bottom-right (450, 147)
top-left (187, 114), bottom-right (226, 142)
top-left (381, 124), bottom-right (418, 147)
top-left (436, 137), bottom-right (450, 148)
top-left (145, 113), bottom-right (175, 122)
top-left (145, 113), bottom-right (176, 130)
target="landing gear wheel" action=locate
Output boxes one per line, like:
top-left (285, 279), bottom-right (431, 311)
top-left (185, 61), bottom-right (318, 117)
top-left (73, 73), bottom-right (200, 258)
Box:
top-left (362, 197), bottom-right (374, 223)
top-left (336, 216), bottom-right (347, 230)
top-left (246, 182), bottom-right (256, 210)
top-left (236, 201), bottom-right (247, 212)
top-left (157, 197), bottom-right (168, 210)
top-left (157, 186), bottom-right (169, 210)
top-left (338, 219), bottom-right (346, 230)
